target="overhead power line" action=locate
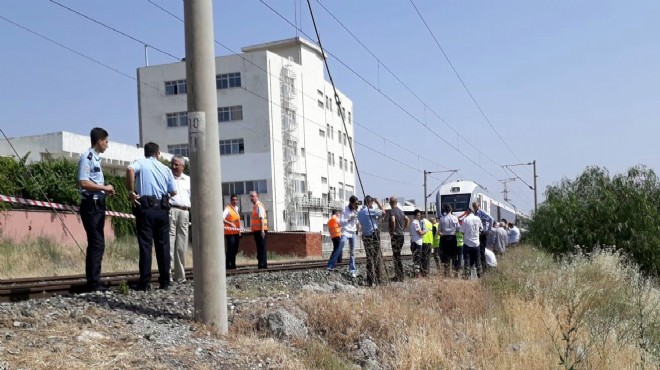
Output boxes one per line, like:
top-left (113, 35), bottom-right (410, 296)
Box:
top-left (408, 0), bottom-right (524, 166)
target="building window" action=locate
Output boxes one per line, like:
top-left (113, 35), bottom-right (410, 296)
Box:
top-left (339, 182), bottom-right (344, 199)
top-left (350, 161), bottom-right (354, 173)
top-left (218, 105), bottom-right (243, 122)
top-left (317, 89), bottom-right (323, 97)
top-left (337, 130), bottom-right (342, 143)
top-left (216, 72), bottom-right (241, 89)
top-left (327, 152), bottom-right (332, 166)
top-left (343, 133), bottom-right (348, 145)
top-left (222, 179), bottom-right (267, 195)
top-left (344, 158), bottom-right (348, 169)
top-left (220, 138), bottom-right (244, 155)
top-left (319, 129), bottom-right (325, 137)
top-left (301, 147), bottom-right (305, 156)
top-left (348, 111), bottom-right (352, 124)
top-left (321, 177), bottom-right (327, 184)
top-left (245, 179), bottom-right (268, 194)
top-left (166, 112), bottom-right (188, 128)
top-left (167, 144), bottom-right (189, 157)
top-left (165, 79), bottom-right (187, 95)
top-left (329, 186), bottom-right (336, 200)
top-left (317, 99), bottom-right (324, 109)
top-left (339, 156), bottom-right (343, 170)
top-left (332, 153), bottom-right (335, 166)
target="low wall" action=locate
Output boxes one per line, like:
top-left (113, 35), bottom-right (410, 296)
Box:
top-left (0, 209), bottom-right (115, 246)
top-left (238, 231), bottom-right (322, 257)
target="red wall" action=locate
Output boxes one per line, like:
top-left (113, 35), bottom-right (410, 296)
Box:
top-left (0, 209), bottom-right (115, 246)
top-left (238, 232), bottom-right (322, 257)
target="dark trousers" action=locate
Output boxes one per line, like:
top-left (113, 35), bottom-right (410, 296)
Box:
top-left (463, 245), bottom-right (482, 278)
top-left (479, 232), bottom-right (488, 271)
top-left (331, 236), bottom-right (342, 263)
top-left (418, 243), bottom-right (431, 276)
top-left (135, 207), bottom-right (171, 287)
top-left (440, 234), bottom-right (460, 274)
top-left (253, 231), bottom-right (268, 269)
top-left (225, 234), bottom-right (240, 270)
top-left (362, 233), bottom-right (382, 285)
top-left (80, 200), bottom-right (106, 289)
top-left (391, 234), bottom-right (405, 281)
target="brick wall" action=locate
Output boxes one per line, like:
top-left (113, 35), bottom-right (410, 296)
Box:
top-left (238, 232), bottom-right (322, 257)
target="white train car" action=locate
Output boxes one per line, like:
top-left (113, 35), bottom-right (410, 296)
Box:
top-left (435, 180), bottom-right (524, 224)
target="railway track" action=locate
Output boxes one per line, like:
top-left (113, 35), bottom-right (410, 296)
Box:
top-left (0, 256), bottom-right (402, 302)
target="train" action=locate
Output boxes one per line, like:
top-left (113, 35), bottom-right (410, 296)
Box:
top-left (435, 180), bottom-right (526, 225)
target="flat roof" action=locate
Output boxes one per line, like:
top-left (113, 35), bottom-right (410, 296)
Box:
top-left (241, 37), bottom-right (324, 60)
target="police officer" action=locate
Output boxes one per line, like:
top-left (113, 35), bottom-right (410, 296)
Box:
top-left (126, 142), bottom-right (177, 290)
top-left (78, 127), bottom-right (115, 292)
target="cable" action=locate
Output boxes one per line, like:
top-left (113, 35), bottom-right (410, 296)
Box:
top-left (49, 0), bottom-right (180, 61)
top-left (143, 0), bottom-right (452, 174)
top-left (258, 0), bottom-right (502, 182)
top-left (313, 0), bottom-right (493, 170)
top-left (408, 0), bottom-right (525, 166)
top-left (0, 128), bottom-right (86, 257)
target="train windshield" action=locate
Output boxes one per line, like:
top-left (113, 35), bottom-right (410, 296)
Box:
top-left (441, 194), bottom-right (471, 213)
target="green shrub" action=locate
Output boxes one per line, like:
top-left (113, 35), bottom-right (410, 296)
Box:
top-left (528, 165), bottom-right (660, 277)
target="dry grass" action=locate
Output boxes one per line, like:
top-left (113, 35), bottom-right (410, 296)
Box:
top-left (0, 237), bottom-right (316, 279)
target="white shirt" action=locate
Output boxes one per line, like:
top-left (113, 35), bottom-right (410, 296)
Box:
top-left (440, 213), bottom-right (460, 235)
top-left (223, 205), bottom-right (239, 218)
top-left (340, 206), bottom-right (359, 237)
top-left (460, 214), bottom-right (482, 248)
top-left (410, 219), bottom-right (424, 245)
top-left (169, 173), bottom-right (191, 208)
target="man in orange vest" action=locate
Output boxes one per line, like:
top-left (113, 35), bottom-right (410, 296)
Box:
top-left (223, 194), bottom-right (241, 270)
top-left (327, 209), bottom-right (342, 264)
top-left (250, 191), bottom-right (268, 269)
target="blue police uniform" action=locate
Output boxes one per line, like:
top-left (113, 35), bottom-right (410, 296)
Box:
top-left (129, 157), bottom-right (176, 289)
top-left (78, 148), bottom-right (107, 290)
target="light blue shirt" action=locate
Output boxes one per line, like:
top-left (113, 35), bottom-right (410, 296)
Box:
top-left (128, 157), bottom-right (176, 199)
top-left (77, 148), bottom-right (104, 200)
top-left (475, 209), bottom-right (493, 232)
top-left (357, 205), bottom-right (382, 236)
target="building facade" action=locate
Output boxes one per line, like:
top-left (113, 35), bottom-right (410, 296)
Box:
top-left (0, 131), bottom-right (175, 176)
top-left (137, 37), bottom-right (356, 232)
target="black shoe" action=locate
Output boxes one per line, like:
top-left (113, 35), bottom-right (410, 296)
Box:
top-left (158, 283), bottom-right (170, 290)
top-left (129, 284), bottom-right (151, 291)
top-left (89, 285), bottom-right (108, 292)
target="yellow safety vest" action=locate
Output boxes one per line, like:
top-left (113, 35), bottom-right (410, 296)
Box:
top-left (422, 219), bottom-right (433, 244)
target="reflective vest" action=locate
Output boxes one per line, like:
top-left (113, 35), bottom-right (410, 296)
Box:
top-left (251, 201), bottom-right (268, 231)
top-left (224, 205), bottom-right (240, 235)
top-left (422, 219), bottom-right (433, 244)
top-left (456, 231), bottom-right (464, 247)
top-left (328, 215), bottom-right (341, 239)
top-left (431, 222), bottom-right (440, 248)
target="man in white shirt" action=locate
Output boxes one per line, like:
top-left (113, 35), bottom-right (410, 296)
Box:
top-left (409, 209), bottom-right (427, 277)
top-left (508, 223), bottom-right (521, 247)
top-left (460, 207), bottom-right (483, 278)
top-left (169, 155), bottom-right (191, 283)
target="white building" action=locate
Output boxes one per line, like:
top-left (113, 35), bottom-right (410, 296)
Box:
top-left (0, 131), bottom-right (175, 176)
top-left (137, 37), bottom-right (356, 231)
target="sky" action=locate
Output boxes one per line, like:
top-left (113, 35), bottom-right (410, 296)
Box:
top-left (1, 0), bottom-right (659, 214)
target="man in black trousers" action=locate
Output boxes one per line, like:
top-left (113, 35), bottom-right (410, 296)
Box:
top-left (78, 127), bottom-right (115, 292)
top-left (126, 142), bottom-right (177, 290)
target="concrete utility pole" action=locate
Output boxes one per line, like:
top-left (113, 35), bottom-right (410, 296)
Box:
top-left (533, 160), bottom-right (538, 214)
top-left (184, 0), bottom-right (227, 332)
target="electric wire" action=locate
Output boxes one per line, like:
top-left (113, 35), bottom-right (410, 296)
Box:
top-left (49, 0), bottom-right (180, 61)
top-left (257, 0), bottom-right (503, 183)
top-left (408, 0), bottom-right (525, 167)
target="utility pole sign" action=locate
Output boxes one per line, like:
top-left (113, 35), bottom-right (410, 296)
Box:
top-left (188, 112), bottom-right (205, 154)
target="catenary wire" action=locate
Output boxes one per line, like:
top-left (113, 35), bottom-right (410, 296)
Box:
top-left (407, 0), bottom-right (526, 168)
top-left (0, 13), bottom-right (429, 193)
top-left (143, 0), bottom-right (449, 173)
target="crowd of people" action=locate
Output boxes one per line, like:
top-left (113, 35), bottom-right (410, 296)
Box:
top-left (326, 195), bottom-right (522, 286)
top-left (78, 126), bottom-right (521, 292)
top-left (77, 127), bottom-right (269, 292)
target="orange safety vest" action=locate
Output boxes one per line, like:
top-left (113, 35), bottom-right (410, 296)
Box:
top-left (224, 205), bottom-right (241, 235)
top-left (251, 201), bottom-right (268, 231)
top-left (328, 215), bottom-right (341, 238)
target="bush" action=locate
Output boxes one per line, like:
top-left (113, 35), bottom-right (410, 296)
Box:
top-left (528, 165), bottom-right (660, 277)
top-left (0, 155), bottom-right (136, 237)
